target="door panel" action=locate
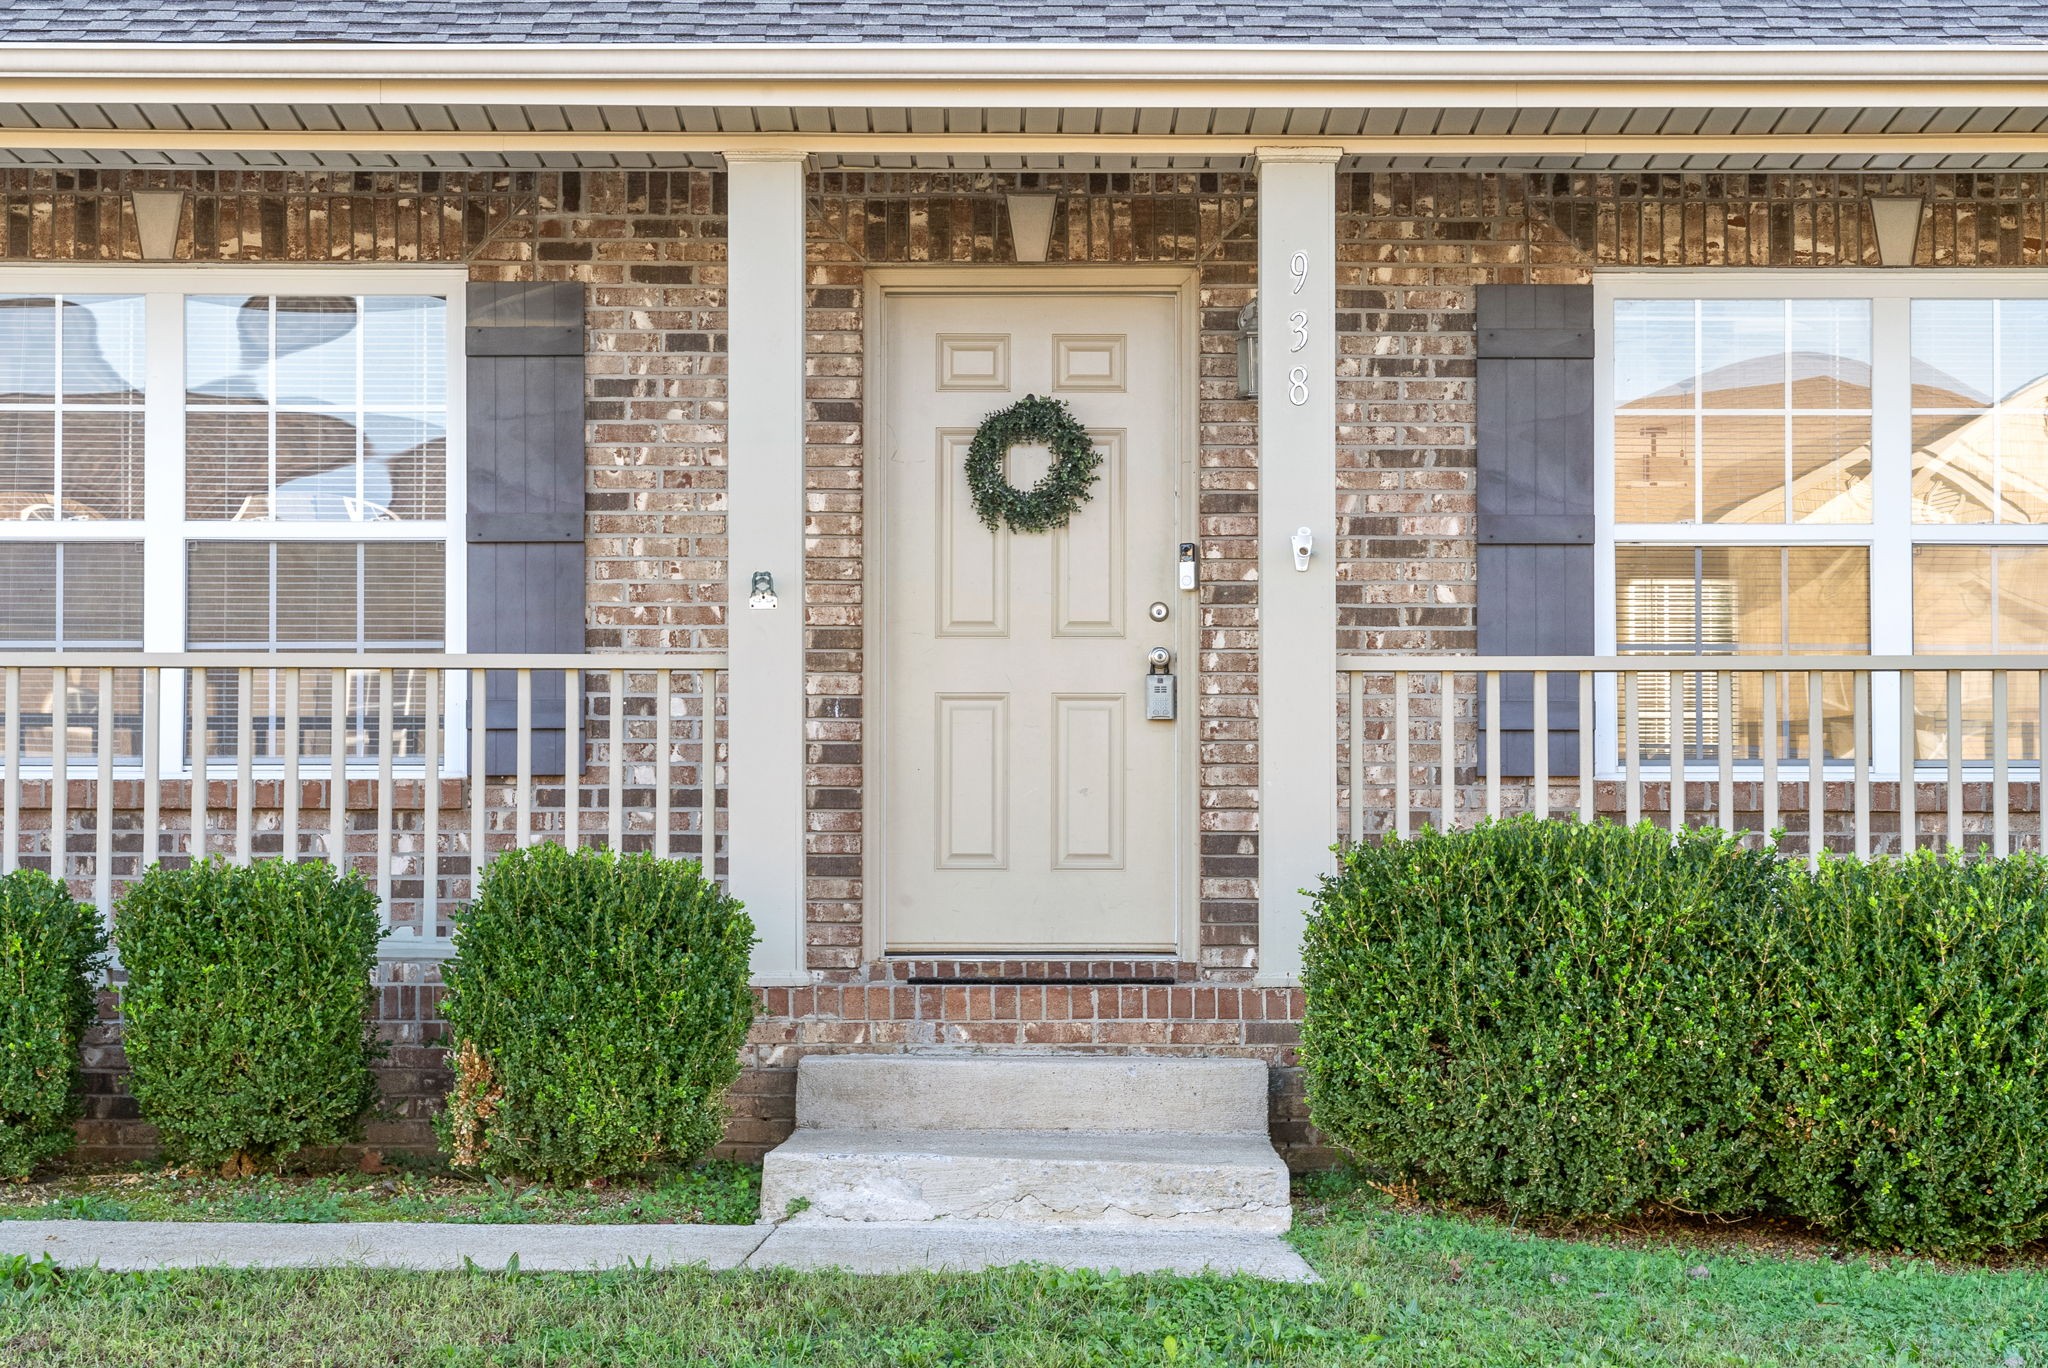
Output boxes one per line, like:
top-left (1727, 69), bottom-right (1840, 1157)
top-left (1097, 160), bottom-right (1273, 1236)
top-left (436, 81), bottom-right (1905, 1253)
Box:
top-left (882, 290), bottom-right (1181, 952)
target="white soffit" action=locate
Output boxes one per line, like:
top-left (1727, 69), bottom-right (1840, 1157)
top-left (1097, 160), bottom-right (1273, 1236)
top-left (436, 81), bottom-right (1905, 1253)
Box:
top-left (1, 43), bottom-right (2048, 169)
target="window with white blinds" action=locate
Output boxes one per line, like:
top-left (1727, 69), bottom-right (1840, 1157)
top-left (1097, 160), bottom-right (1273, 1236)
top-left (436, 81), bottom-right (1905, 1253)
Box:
top-left (0, 541), bottom-right (145, 764)
top-left (0, 268), bottom-right (466, 769)
top-left (1603, 274), bottom-right (2048, 774)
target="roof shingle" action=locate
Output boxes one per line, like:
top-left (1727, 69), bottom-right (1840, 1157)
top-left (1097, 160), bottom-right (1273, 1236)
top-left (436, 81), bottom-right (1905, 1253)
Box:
top-left (0, 0), bottom-right (2039, 46)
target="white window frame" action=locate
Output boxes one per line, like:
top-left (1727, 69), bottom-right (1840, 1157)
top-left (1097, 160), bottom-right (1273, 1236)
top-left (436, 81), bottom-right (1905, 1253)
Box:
top-left (0, 266), bottom-right (469, 776)
top-left (1594, 269), bottom-right (2048, 780)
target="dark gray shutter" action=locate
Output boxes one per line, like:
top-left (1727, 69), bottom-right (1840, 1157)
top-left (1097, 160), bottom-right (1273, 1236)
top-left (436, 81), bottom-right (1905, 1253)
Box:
top-left (466, 282), bottom-right (585, 776)
top-left (1476, 284), bottom-right (1594, 777)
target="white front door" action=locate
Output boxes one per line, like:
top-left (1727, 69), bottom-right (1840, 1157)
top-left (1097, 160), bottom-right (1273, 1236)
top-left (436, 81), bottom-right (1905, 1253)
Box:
top-left (879, 285), bottom-right (1186, 952)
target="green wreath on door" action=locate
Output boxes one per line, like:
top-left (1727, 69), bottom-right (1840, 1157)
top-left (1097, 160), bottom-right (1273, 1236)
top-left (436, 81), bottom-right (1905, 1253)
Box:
top-left (964, 394), bottom-right (1101, 534)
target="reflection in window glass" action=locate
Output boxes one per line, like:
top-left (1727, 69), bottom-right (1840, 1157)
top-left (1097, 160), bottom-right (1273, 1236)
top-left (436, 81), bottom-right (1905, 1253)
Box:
top-left (0, 541), bottom-right (144, 763)
top-left (1911, 299), bottom-right (2048, 524)
top-left (185, 295), bottom-right (448, 522)
top-left (0, 295), bottom-right (146, 521)
top-left (1614, 298), bottom-right (1872, 525)
top-left (186, 540), bottom-right (445, 763)
top-left (1616, 545), bottom-right (1869, 765)
top-left (1912, 546), bottom-right (2048, 762)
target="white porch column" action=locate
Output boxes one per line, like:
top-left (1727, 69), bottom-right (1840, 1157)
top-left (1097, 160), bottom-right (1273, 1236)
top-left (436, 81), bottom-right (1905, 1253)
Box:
top-left (1253, 146), bottom-right (1341, 985)
top-left (724, 149), bottom-right (810, 984)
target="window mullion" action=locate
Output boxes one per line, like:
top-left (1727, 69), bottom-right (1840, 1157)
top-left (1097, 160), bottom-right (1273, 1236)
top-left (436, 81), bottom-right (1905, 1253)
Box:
top-left (1867, 295), bottom-right (1913, 777)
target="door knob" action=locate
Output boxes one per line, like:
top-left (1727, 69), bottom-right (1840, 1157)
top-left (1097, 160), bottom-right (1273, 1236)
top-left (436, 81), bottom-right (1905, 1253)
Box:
top-left (1145, 647), bottom-right (1176, 721)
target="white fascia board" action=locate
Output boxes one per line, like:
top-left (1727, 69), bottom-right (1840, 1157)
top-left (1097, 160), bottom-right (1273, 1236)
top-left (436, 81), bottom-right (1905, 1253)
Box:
top-left (0, 42), bottom-right (2044, 107)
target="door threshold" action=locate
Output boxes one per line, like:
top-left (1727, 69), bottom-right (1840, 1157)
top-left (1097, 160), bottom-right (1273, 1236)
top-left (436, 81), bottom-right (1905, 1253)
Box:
top-left (879, 954), bottom-right (1190, 986)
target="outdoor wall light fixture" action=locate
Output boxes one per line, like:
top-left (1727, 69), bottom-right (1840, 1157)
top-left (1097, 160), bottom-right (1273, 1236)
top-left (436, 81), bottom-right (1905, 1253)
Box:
top-left (1006, 193), bottom-right (1058, 263)
top-left (1869, 195), bottom-right (1925, 267)
top-left (129, 189), bottom-right (187, 261)
top-left (1236, 299), bottom-right (1259, 398)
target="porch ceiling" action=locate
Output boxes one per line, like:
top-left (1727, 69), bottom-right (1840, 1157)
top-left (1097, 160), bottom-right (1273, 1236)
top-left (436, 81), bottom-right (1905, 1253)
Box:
top-left (3, 44), bottom-right (2048, 171)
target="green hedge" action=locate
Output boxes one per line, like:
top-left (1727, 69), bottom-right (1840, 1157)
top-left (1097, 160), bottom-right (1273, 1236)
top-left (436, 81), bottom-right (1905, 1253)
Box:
top-left (1302, 818), bottom-right (1784, 1219)
top-left (0, 870), bottom-right (108, 1177)
top-left (439, 844), bottom-right (756, 1183)
top-left (114, 858), bottom-right (384, 1171)
top-left (1770, 851), bottom-right (2048, 1252)
top-left (1301, 818), bottom-right (2048, 1253)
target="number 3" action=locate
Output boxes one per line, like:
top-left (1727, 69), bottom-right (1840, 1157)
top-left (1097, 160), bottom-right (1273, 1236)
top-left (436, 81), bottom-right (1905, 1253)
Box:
top-left (1288, 366), bottom-right (1309, 405)
top-left (1288, 310), bottom-right (1308, 353)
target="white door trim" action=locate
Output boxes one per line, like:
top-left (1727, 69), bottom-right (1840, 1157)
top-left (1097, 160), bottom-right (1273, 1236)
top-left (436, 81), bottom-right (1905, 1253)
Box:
top-left (862, 265), bottom-right (1203, 961)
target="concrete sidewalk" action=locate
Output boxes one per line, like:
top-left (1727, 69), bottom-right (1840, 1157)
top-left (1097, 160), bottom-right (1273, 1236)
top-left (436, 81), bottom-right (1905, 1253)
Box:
top-left (0, 1219), bottom-right (1318, 1282)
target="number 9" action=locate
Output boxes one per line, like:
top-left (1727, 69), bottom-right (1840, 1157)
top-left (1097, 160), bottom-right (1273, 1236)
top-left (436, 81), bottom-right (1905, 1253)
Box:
top-left (1289, 251), bottom-right (1308, 295)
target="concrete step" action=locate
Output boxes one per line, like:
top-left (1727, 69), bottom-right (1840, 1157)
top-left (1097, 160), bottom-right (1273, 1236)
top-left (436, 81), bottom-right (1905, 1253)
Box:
top-left (794, 1054), bottom-right (1270, 1135)
top-left (760, 1128), bottom-right (1292, 1232)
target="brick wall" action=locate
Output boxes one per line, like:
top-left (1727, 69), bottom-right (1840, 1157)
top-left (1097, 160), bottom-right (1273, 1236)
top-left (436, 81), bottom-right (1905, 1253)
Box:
top-left (0, 167), bottom-right (735, 1161)
top-left (798, 170), bottom-right (1261, 978)
top-left (1334, 171), bottom-right (2048, 840)
top-left (12, 166), bottom-right (2042, 1168)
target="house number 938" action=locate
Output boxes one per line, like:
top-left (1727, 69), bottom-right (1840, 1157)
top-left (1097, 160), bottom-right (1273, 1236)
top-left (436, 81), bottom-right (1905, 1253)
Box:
top-left (1286, 251), bottom-right (1310, 406)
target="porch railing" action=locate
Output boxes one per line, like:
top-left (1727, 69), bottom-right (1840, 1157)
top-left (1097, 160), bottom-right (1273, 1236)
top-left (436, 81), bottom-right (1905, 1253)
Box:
top-left (0, 652), bottom-right (726, 954)
top-left (1341, 654), bottom-right (2048, 859)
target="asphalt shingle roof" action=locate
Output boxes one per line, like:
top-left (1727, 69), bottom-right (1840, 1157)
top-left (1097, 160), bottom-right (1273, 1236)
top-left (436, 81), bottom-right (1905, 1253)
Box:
top-left (0, 1), bottom-right (2039, 45)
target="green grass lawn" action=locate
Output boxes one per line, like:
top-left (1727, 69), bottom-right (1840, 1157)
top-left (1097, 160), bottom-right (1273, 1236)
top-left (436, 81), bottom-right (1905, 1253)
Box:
top-left (3, 1174), bottom-right (2045, 1365)
top-left (0, 1160), bottom-right (762, 1226)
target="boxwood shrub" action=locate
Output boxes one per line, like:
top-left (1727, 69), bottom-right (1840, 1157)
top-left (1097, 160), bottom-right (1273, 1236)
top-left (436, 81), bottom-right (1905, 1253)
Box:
top-left (0, 869), bottom-right (108, 1177)
top-left (114, 858), bottom-right (384, 1171)
top-left (1302, 817), bottom-right (1785, 1219)
top-left (440, 843), bottom-right (756, 1183)
top-left (1770, 850), bottom-right (2048, 1253)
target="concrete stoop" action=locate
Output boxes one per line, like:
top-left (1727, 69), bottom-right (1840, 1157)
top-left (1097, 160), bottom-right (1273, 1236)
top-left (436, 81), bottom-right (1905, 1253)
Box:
top-left (759, 1055), bottom-right (1293, 1233)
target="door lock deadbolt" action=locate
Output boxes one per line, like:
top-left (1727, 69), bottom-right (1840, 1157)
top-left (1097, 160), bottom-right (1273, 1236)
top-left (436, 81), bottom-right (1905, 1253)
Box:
top-left (1149, 601), bottom-right (1169, 622)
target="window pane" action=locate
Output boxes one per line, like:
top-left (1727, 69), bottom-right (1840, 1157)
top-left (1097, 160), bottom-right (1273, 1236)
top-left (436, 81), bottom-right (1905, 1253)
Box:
top-left (1612, 298), bottom-right (1871, 527)
top-left (0, 541), bottom-right (144, 765)
top-left (1699, 300), bottom-right (1786, 409)
top-left (189, 540), bottom-right (444, 650)
top-left (1615, 300), bottom-right (1695, 410)
top-left (276, 542), bottom-right (362, 645)
top-left (59, 409), bottom-right (145, 520)
top-left (1912, 546), bottom-right (2048, 762)
top-left (1912, 299), bottom-right (2048, 524)
top-left (186, 539), bottom-right (445, 762)
top-left (363, 543), bottom-right (446, 647)
top-left (1613, 413), bottom-right (1696, 522)
top-left (362, 297), bottom-right (447, 408)
top-left (185, 294), bottom-right (449, 523)
top-left (0, 412), bottom-right (56, 521)
top-left (0, 295), bottom-right (145, 521)
top-left (1617, 545), bottom-right (1868, 764)
top-left (1791, 413), bottom-right (1874, 523)
top-left (1701, 415), bottom-right (1784, 523)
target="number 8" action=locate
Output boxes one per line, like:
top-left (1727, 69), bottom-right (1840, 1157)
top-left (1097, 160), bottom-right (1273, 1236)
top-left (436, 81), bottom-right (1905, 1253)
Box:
top-left (1287, 366), bottom-right (1309, 405)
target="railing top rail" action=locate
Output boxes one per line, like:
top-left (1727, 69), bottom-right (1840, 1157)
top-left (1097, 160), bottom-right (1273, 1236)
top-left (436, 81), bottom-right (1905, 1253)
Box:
top-left (0, 652), bottom-right (729, 670)
top-left (1337, 653), bottom-right (2048, 673)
